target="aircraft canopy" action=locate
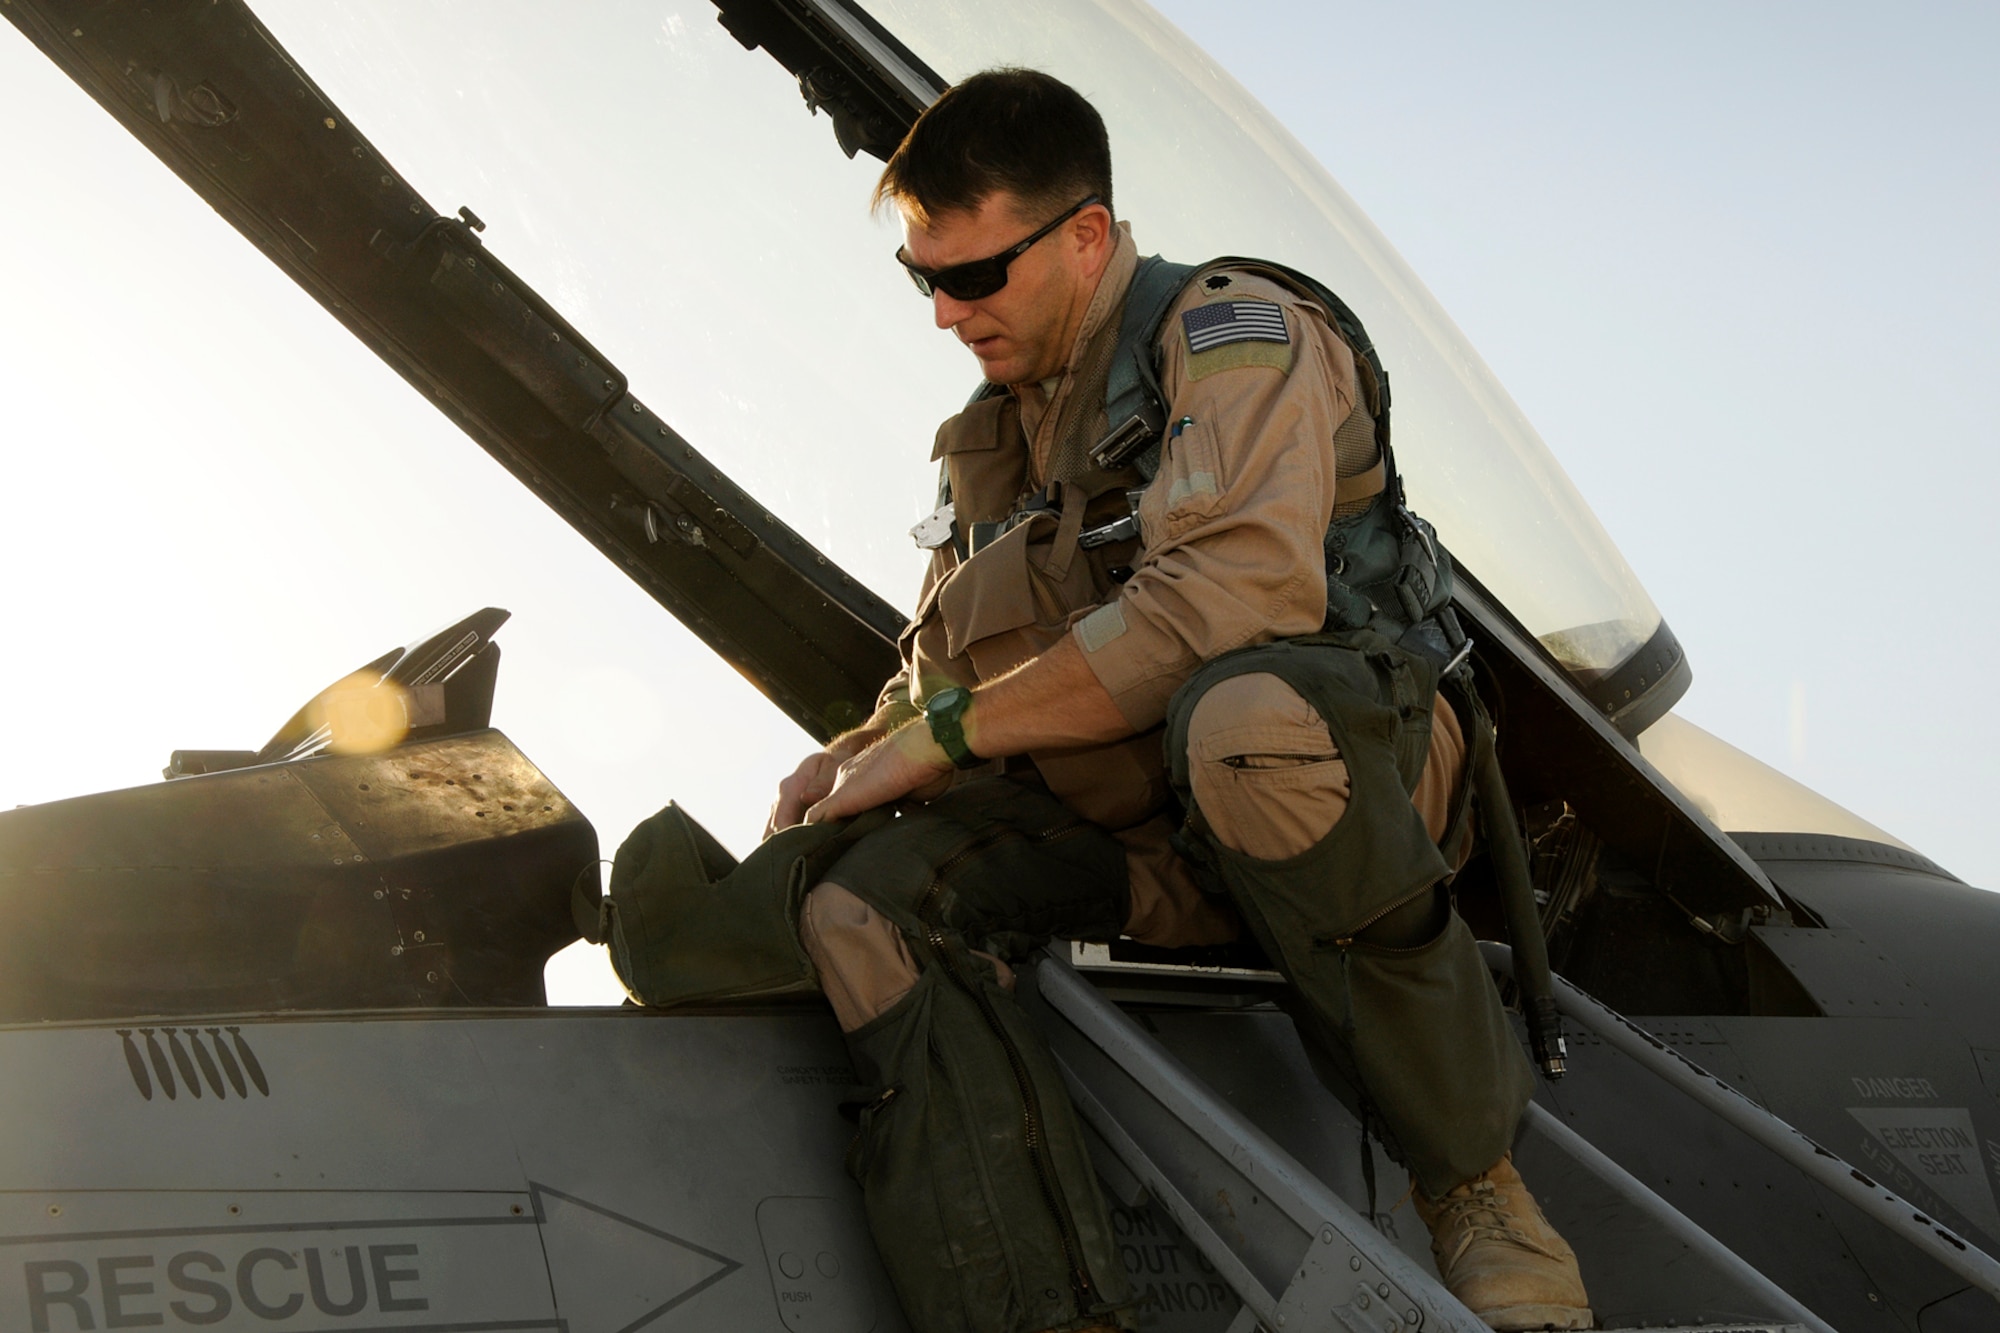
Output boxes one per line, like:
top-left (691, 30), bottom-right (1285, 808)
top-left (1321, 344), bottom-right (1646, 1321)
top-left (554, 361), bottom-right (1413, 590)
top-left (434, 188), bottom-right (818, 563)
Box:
top-left (259, 0), bottom-right (1676, 715)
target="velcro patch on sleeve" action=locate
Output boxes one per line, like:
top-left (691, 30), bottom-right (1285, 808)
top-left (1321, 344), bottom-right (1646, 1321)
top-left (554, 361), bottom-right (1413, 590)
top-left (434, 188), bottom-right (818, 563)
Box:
top-left (1182, 299), bottom-right (1293, 379)
top-left (1185, 340), bottom-right (1293, 380)
top-left (1076, 602), bottom-right (1129, 653)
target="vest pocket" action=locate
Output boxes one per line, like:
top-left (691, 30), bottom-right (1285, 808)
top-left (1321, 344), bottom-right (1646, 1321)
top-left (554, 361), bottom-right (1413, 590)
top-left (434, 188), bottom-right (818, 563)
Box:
top-left (935, 394), bottom-right (1026, 528)
top-left (939, 519), bottom-right (1041, 661)
top-left (935, 511), bottom-right (1100, 683)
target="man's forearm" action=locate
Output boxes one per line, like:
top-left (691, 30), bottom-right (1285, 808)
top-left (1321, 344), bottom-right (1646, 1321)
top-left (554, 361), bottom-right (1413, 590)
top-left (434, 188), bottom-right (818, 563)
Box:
top-left (802, 634), bottom-right (1133, 825)
top-left (830, 697), bottom-right (922, 760)
top-left (962, 634), bottom-right (1131, 757)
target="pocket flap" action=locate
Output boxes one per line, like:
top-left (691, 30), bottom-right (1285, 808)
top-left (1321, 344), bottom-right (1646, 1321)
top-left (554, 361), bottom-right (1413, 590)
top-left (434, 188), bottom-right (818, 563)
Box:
top-left (931, 394), bottom-right (1014, 459)
top-left (939, 518), bottom-right (1043, 659)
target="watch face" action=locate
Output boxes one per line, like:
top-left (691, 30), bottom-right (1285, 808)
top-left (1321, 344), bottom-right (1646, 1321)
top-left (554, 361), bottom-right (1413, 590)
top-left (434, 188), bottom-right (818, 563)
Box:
top-left (925, 687), bottom-right (977, 768)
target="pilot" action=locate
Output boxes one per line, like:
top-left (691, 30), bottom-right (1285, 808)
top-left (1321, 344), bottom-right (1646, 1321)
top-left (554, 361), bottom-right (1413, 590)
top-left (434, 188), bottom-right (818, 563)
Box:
top-left (768, 69), bottom-right (1592, 1333)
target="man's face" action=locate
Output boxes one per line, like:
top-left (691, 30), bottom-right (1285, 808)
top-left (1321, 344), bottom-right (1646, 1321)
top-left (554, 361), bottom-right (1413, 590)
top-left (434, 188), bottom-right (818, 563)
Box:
top-left (900, 191), bottom-right (1111, 385)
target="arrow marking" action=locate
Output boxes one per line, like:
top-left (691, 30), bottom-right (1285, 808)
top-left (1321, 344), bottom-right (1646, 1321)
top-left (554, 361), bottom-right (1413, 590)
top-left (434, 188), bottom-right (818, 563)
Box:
top-left (530, 1183), bottom-right (742, 1333)
top-left (0, 1186), bottom-right (741, 1333)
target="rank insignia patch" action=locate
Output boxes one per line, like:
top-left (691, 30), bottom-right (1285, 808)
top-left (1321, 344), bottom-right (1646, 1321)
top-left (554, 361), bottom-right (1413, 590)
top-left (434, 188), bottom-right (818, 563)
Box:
top-left (1181, 300), bottom-right (1289, 353)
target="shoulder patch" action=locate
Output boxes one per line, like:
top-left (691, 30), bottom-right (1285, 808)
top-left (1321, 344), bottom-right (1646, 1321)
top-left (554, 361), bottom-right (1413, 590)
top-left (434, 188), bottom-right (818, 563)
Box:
top-left (1181, 299), bottom-right (1289, 354)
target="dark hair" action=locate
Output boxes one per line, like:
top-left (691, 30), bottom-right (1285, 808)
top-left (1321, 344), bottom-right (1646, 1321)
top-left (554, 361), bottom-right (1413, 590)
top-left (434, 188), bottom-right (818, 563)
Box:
top-left (874, 68), bottom-right (1113, 226)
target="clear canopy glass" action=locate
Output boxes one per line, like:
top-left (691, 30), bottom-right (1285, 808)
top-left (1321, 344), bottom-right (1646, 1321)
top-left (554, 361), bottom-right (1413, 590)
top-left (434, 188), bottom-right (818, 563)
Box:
top-left (258, 0), bottom-right (1665, 680)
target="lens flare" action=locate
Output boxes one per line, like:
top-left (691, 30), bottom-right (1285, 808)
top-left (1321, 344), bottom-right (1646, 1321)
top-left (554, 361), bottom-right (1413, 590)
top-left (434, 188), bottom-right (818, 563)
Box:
top-left (309, 672), bottom-right (412, 755)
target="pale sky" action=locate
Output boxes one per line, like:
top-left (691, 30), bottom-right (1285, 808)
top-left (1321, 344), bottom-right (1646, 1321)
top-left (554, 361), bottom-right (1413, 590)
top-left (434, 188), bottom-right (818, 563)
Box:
top-left (1151, 0), bottom-right (2000, 886)
top-left (0, 3), bottom-right (1992, 1009)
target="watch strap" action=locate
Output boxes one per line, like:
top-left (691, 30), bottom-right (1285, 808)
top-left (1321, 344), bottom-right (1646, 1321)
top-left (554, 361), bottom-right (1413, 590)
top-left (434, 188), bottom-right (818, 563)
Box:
top-left (925, 688), bottom-right (982, 770)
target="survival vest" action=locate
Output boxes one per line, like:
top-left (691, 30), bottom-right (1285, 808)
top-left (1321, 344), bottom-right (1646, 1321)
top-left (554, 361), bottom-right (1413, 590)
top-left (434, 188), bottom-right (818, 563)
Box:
top-left (943, 255), bottom-right (1468, 670)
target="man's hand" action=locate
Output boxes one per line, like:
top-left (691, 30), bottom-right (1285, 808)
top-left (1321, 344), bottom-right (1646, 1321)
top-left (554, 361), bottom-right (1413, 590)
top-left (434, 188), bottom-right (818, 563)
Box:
top-left (764, 750), bottom-right (844, 838)
top-left (804, 722), bottom-right (954, 825)
top-left (764, 723), bottom-right (900, 837)
top-left (776, 636), bottom-right (1131, 832)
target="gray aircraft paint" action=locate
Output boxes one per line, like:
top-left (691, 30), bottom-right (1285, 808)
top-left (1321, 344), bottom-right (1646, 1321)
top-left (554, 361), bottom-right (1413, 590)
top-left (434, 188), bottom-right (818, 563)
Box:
top-left (0, 1010), bottom-right (1258, 1333)
top-left (1845, 1107), bottom-right (2000, 1238)
top-left (0, 1013), bottom-right (897, 1332)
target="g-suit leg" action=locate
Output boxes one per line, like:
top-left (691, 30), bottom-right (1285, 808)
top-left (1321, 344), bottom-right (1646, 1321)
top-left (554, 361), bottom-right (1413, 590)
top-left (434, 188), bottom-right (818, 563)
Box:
top-left (797, 778), bottom-right (1137, 1333)
top-left (1167, 645), bottom-right (1533, 1197)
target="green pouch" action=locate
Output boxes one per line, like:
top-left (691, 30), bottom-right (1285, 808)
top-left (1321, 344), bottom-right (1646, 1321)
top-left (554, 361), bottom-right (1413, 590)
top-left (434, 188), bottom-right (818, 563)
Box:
top-left (580, 803), bottom-right (892, 1008)
top-left (845, 947), bottom-right (1135, 1333)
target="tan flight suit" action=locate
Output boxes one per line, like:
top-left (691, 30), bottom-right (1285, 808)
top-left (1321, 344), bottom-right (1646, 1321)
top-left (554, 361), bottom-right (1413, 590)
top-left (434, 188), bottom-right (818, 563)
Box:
top-left (798, 224), bottom-right (1533, 1333)
top-left (804, 222), bottom-right (1464, 1013)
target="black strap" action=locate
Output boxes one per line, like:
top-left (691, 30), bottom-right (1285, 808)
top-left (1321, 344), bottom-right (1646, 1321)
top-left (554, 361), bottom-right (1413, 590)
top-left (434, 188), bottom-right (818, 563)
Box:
top-left (1102, 256), bottom-right (1197, 481)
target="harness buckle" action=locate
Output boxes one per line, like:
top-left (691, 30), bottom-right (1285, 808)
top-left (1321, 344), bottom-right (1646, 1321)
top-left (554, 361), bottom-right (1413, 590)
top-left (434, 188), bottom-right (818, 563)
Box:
top-left (1441, 637), bottom-right (1475, 679)
top-left (1077, 513), bottom-right (1142, 550)
top-left (968, 491), bottom-right (1058, 556)
top-left (1089, 413), bottom-right (1158, 471)
top-left (909, 502), bottom-right (957, 550)
top-left (1398, 501), bottom-right (1438, 564)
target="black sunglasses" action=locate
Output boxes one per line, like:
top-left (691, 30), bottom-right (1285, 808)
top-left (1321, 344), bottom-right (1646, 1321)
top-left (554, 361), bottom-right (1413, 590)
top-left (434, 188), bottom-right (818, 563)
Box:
top-left (897, 195), bottom-right (1102, 301)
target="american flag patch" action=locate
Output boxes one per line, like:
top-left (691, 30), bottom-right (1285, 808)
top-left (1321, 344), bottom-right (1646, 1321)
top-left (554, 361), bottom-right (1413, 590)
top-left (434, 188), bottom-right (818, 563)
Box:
top-left (1181, 300), bottom-right (1289, 353)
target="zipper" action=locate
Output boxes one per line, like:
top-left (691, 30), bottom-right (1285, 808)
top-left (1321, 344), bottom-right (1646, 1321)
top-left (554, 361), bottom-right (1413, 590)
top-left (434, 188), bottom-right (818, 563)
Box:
top-left (1323, 879), bottom-right (1437, 950)
top-left (912, 815), bottom-right (1097, 1314)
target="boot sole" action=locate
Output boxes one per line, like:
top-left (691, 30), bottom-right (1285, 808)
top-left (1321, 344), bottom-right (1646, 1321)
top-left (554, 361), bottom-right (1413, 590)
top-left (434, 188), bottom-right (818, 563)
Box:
top-left (1478, 1303), bottom-right (1595, 1331)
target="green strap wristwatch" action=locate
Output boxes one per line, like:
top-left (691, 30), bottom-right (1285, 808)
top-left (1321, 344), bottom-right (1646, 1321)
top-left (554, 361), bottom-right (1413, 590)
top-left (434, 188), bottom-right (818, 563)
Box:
top-left (924, 686), bottom-right (983, 770)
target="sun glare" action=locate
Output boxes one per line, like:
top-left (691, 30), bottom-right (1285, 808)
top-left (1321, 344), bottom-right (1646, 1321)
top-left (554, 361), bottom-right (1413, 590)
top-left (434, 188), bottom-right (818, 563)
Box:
top-left (313, 673), bottom-right (413, 756)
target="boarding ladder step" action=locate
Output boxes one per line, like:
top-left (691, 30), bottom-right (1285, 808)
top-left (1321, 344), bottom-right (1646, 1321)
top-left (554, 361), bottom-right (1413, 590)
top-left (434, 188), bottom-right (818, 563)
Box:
top-left (1022, 950), bottom-right (1831, 1333)
top-left (1477, 942), bottom-right (2000, 1310)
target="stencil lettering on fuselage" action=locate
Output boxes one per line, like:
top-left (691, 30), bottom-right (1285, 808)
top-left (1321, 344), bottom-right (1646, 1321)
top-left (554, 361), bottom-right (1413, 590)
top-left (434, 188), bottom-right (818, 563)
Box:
top-left (1848, 1106), bottom-right (2000, 1238)
top-left (754, 1197), bottom-right (879, 1333)
top-left (0, 1187), bottom-right (736, 1332)
top-left (1848, 1075), bottom-right (1939, 1101)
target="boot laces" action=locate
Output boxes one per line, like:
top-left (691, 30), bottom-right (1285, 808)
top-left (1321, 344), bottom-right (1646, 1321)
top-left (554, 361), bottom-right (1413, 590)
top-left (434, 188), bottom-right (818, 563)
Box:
top-left (1432, 1181), bottom-right (1566, 1270)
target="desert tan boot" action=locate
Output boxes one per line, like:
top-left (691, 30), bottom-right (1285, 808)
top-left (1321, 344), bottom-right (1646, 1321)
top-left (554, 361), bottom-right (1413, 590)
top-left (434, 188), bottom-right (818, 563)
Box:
top-left (1413, 1155), bottom-right (1593, 1331)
